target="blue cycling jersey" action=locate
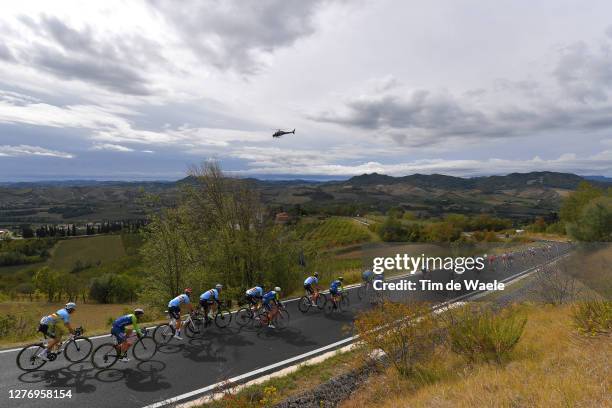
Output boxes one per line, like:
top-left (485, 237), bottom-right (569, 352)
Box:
top-left (168, 294), bottom-right (190, 308)
top-left (40, 308), bottom-right (70, 325)
top-left (304, 276), bottom-right (318, 285)
top-left (362, 270), bottom-right (374, 280)
top-left (201, 289), bottom-right (219, 301)
top-left (330, 280), bottom-right (342, 292)
top-left (113, 314), bottom-right (133, 328)
top-left (246, 286), bottom-right (263, 297)
top-left (262, 291), bottom-right (278, 304)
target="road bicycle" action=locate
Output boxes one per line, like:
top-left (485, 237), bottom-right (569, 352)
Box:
top-left (236, 302), bottom-right (263, 327)
top-left (91, 327), bottom-right (157, 369)
top-left (357, 280), bottom-right (374, 301)
top-left (154, 305), bottom-right (233, 344)
top-left (324, 291), bottom-right (350, 315)
top-left (255, 303), bottom-right (290, 331)
top-left (298, 290), bottom-right (327, 313)
top-left (17, 327), bottom-right (92, 371)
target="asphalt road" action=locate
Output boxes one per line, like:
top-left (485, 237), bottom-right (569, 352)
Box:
top-left (0, 242), bottom-right (572, 408)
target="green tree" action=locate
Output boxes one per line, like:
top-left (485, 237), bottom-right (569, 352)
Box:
top-left (567, 197), bottom-right (612, 242)
top-left (33, 267), bottom-right (60, 302)
top-left (560, 182), bottom-right (604, 225)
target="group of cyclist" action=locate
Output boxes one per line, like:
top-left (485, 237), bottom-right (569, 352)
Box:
top-left (34, 271), bottom-right (359, 363)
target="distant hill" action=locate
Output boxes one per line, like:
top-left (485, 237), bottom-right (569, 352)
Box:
top-left (0, 171), bottom-right (608, 224)
top-left (584, 175), bottom-right (612, 183)
top-left (344, 171), bottom-right (606, 190)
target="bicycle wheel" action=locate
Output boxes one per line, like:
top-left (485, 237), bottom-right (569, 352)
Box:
top-left (91, 343), bottom-right (119, 369)
top-left (255, 309), bottom-right (269, 331)
top-left (153, 324), bottom-right (175, 345)
top-left (236, 307), bottom-right (253, 327)
top-left (16, 344), bottom-right (46, 371)
top-left (132, 337), bottom-right (157, 361)
top-left (64, 337), bottom-right (93, 362)
top-left (184, 320), bottom-right (199, 338)
top-left (340, 294), bottom-right (350, 311)
top-left (324, 301), bottom-right (334, 315)
top-left (297, 296), bottom-right (311, 313)
top-left (316, 293), bottom-right (327, 309)
top-left (274, 309), bottom-right (290, 330)
top-left (215, 308), bottom-right (232, 328)
top-left (357, 285), bottom-right (366, 300)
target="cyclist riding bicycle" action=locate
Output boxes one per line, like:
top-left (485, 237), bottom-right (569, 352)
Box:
top-left (245, 285), bottom-right (264, 310)
top-left (262, 287), bottom-right (281, 329)
top-left (167, 288), bottom-right (193, 340)
top-left (304, 272), bottom-right (321, 306)
top-left (200, 284), bottom-right (223, 325)
top-left (362, 269), bottom-right (374, 284)
top-left (111, 308), bottom-right (145, 363)
top-left (37, 302), bottom-right (77, 361)
top-left (329, 277), bottom-right (344, 309)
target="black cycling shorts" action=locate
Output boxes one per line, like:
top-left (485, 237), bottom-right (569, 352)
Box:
top-left (245, 294), bottom-right (259, 306)
top-left (168, 305), bottom-right (181, 319)
top-left (38, 323), bottom-right (56, 339)
top-left (304, 284), bottom-right (314, 294)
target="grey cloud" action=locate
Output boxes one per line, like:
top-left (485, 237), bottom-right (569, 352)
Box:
top-left (0, 42), bottom-right (15, 61)
top-left (150, 0), bottom-right (328, 74)
top-left (310, 90), bottom-right (494, 145)
top-left (553, 41), bottom-right (612, 102)
top-left (15, 15), bottom-right (166, 95)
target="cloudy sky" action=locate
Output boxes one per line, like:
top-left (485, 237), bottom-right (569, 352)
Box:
top-left (0, 0), bottom-right (611, 181)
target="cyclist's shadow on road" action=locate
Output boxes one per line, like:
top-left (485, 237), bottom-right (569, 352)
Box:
top-left (18, 360), bottom-right (171, 394)
top-left (94, 360), bottom-right (171, 392)
top-left (18, 362), bottom-right (96, 394)
top-left (257, 327), bottom-right (317, 348)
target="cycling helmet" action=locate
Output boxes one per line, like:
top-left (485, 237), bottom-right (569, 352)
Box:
top-left (184, 288), bottom-right (193, 295)
top-left (134, 308), bottom-right (144, 316)
top-left (314, 271), bottom-right (319, 277)
top-left (215, 283), bottom-right (223, 290)
top-left (65, 302), bottom-right (77, 311)
top-left (274, 286), bottom-right (281, 292)
top-left (337, 276), bottom-right (344, 281)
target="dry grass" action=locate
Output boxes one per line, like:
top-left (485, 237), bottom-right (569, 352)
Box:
top-left (341, 304), bottom-right (611, 408)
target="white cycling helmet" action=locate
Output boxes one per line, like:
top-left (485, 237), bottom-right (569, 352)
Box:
top-left (274, 286), bottom-right (281, 292)
top-left (215, 283), bottom-right (223, 290)
top-left (65, 302), bottom-right (77, 311)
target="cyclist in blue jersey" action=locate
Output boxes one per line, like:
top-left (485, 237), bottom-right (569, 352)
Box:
top-left (167, 288), bottom-right (193, 340)
top-left (245, 285), bottom-right (264, 311)
top-left (200, 284), bottom-right (223, 325)
top-left (362, 269), bottom-right (374, 283)
top-left (262, 287), bottom-right (281, 328)
top-left (37, 302), bottom-right (77, 360)
top-left (304, 272), bottom-right (321, 306)
top-left (329, 277), bottom-right (344, 309)
top-left (111, 308), bottom-right (144, 362)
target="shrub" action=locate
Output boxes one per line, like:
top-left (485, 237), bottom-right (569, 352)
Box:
top-left (447, 305), bottom-right (527, 364)
top-left (354, 301), bottom-right (442, 377)
top-left (572, 300), bottom-right (612, 336)
top-left (0, 312), bottom-right (38, 342)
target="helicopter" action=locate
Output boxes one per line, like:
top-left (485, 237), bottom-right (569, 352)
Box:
top-left (272, 128), bottom-right (295, 138)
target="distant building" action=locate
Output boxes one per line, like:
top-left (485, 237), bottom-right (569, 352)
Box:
top-left (275, 212), bottom-right (291, 224)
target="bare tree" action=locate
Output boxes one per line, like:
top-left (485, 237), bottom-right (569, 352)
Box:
top-left (531, 261), bottom-right (580, 305)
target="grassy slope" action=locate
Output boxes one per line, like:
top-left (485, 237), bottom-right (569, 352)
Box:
top-left (341, 304), bottom-right (611, 408)
top-left (47, 235), bottom-right (126, 271)
top-left (300, 217), bottom-right (374, 249)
